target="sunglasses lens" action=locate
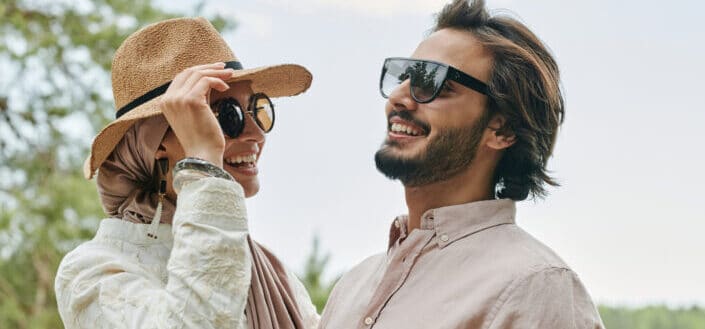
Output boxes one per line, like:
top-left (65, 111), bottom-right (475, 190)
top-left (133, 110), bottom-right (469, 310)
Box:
top-left (380, 59), bottom-right (448, 103)
top-left (380, 59), bottom-right (409, 98)
top-left (409, 61), bottom-right (446, 103)
top-left (216, 99), bottom-right (245, 138)
top-left (252, 94), bottom-right (275, 133)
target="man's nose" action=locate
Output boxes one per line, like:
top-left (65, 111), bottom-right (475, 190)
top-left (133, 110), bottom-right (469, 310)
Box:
top-left (387, 79), bottom-right (418, 112)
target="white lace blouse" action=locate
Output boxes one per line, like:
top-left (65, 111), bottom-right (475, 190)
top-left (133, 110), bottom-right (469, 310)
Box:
top-left (55, 177), bottom-right (319, 329)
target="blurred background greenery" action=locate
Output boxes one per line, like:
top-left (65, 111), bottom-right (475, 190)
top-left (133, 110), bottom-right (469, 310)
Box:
top-left (0, 0), bottom-right (702, 328)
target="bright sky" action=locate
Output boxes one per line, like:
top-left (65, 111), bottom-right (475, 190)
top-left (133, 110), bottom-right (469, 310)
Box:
top-left (151, 0), bottom-right (705, 307)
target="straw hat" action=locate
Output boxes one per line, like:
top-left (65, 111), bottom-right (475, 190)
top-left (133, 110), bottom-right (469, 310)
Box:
top-left (83, 17), bottom-right (312, 179)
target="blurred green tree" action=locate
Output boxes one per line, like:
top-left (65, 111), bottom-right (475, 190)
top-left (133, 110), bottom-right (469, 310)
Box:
top-left (599, 304), bottom-right (705, 329)
top-left (298, 234), bottom-right (340, 313)
top-left (0, 1), bottom-right (233, 327)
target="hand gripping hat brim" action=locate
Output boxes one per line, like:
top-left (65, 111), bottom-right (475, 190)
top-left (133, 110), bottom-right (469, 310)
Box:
top-left (83, 17), bottom-right (312, 179)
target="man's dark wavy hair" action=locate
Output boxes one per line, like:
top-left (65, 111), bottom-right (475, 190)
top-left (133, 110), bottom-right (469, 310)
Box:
top-left (435, 0), bottom-right (565, 201)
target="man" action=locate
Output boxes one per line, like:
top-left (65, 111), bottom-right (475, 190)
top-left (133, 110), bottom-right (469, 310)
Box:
top-left (319, 0), bottom-right (604, 328)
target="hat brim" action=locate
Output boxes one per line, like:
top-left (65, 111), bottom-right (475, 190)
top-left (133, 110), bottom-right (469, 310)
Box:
top-left (83, 63), bottom-right (312, 179)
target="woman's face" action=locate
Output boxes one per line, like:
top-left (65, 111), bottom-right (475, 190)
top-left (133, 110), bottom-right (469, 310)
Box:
top-left (157, 80), bottom-right (266, 201)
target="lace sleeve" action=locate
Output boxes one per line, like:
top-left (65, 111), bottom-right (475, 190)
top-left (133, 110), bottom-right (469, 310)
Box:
top-left (55, 177), bottom-right (252, 329)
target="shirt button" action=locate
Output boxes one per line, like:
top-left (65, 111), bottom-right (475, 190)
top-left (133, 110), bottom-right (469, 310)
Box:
top-left (364, 317), bottom-right (374, 325)
top-left (440, 234), bottom-right (449, 242)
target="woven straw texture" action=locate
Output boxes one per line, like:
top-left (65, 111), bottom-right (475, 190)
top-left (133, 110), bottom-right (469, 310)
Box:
top-left (84, 17), bottom-right (312, 179)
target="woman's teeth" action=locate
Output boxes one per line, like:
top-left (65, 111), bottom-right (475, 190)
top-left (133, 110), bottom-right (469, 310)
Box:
top-left (390, 123), bottom-right (422, 136)
top-left (224, 154), bottom-right (257, 166)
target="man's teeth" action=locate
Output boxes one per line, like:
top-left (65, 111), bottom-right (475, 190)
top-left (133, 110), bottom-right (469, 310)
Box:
top-left (390, 123), bottom-right (422, 136)
top-left (224, 154), bottom-right (257, 165)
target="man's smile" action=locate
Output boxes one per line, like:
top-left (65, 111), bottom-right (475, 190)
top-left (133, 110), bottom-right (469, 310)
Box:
top-left (387, 113), bottom-right (430, 144)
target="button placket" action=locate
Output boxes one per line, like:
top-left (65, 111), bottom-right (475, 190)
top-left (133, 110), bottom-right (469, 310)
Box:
top-left (361, 232), bottom-right (435, 329)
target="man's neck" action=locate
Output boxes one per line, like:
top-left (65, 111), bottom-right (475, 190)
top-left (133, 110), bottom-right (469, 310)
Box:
top-left (404, 166), bottom-right (495, 232)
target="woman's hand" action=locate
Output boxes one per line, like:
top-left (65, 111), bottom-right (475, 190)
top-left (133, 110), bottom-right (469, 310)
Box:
top-left (160, 62), bottom-right (233, 168)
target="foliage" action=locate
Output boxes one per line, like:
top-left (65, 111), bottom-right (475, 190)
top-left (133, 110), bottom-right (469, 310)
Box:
top-left (298, 234), bottom-right (340, 313)
top-left (599, 305), bottom-right (705, 329)
top-left (0, 1), bottom-right (233, 327)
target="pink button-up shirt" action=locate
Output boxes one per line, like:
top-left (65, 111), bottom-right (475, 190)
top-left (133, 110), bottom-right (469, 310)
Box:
top-left (320, 199), bottom-right (604, 329)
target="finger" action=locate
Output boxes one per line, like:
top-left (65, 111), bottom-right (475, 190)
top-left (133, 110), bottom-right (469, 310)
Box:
top-left (181, 68), bottom-right (234, 93)
top-left (165, 69), bottom-right (232, 100)
top-left (189, 76), bottom-right (230, 102)
top-left (171, 62), bottom-right (227, 89)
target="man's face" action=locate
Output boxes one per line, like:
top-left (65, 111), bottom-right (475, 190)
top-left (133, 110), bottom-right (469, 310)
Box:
top-left (160, 80), bottom-right (266, 200)
top-left (375, 28), bottom-right (494, 186)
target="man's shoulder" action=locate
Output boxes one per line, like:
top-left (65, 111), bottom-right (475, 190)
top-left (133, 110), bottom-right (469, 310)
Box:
top-left (327, 251), bottom-right (389, 300)
top-left (322, 252), bottom-right (387, 318)
top-left (500, 224), bottom-right (569, 269)
top-left (338, 252), bottom-right (387, 283)
top-left (453, 222), bottom-right (571, 276)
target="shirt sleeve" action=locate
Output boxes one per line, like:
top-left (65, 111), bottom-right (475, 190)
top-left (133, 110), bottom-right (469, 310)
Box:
top-left (484, 267), bottom-right (605, 329)
top-left (55, 177), bottom-right (252, 329)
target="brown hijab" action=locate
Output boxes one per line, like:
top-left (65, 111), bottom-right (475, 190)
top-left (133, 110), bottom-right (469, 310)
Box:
top-left (247, 238), bottom-right (306, 329)
top-left (97, 115), bottom-right (174, 224)
top-left (95, 116), bottom-right (305, 328)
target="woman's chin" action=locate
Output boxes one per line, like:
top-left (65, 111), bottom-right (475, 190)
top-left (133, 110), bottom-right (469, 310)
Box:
top-left (225, 166), bottom-right (260, 197)
top-left (241, 181), bottom-right (260, 198)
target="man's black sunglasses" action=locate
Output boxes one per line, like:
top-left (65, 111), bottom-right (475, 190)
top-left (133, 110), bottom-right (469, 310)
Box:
top-left (380, 57), bottom-right (489, 103)
top-left (210, 93), bottom-right (275, 138)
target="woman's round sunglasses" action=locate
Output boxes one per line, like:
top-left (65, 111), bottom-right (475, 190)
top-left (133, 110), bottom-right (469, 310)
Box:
top-left (211, 92), bottom-right (275, 138)
top-left (379, 57), bottom-right (489, 103)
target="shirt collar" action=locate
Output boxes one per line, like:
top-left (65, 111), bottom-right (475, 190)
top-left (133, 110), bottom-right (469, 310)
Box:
top-left (388, 199), bottom-right (516, 250)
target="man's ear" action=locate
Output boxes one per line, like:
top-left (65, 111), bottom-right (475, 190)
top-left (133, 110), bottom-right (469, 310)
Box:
top-left (486, 115), bottom-right (517, 151)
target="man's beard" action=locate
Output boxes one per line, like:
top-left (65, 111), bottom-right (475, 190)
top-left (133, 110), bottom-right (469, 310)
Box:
top-left (374, 112), bottom-right (489, 187)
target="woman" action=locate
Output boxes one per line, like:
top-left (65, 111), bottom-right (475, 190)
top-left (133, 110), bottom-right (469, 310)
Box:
top-left (54, 17), bottom-right (319, 328)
